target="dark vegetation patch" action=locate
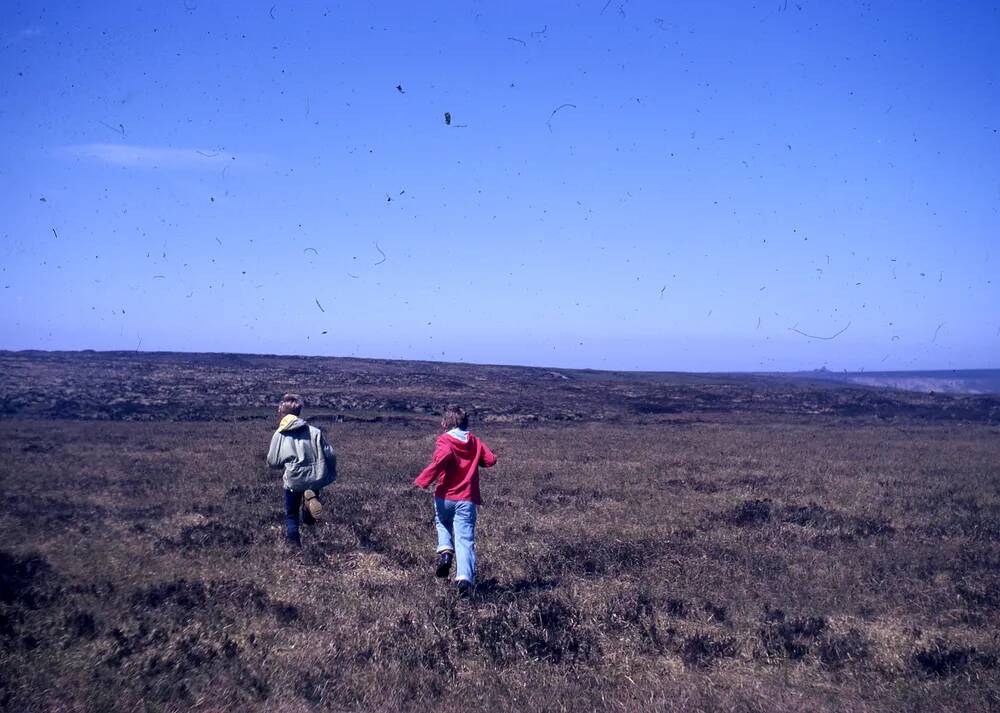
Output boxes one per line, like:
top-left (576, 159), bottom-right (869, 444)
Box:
top-left (64, 610), bottom-right (99, 639)
top-left (665, 598), bottom-right (688, 618)
top-left (474, 594), bottom-right (597, 666)
top-left (913, 644), bottom-right (998, 677)
top-left (129, 578), bottom-right (296, 624)
top-left (100, 623), bottom-right (271, 705)
top-left (85, 577), bottom-right (298, 706)
top-left (3, 494), bottom-right (106, 529)
top-left (344, 516), bottom-right (419, 567)
top-left (680, 632), bottom-right (738, 668)
top-left (757, 608), bottom-right (828, 662)
top-left (631, 400), bottom-right (684, 414)
top-left (599, 589), bottom-right (662, 653)
top-left (702, 601), bottom-right (727, 623)
top-left (781, 503), bottom-right (895, 538)
top-left (717, 499), bottom-right (894, 539)
top-left (956, 580), bottom-right (1000, 612)
top-left (660, 477), bottom-right (721, 493)
top-left (175, 522), bottom-right (255, 549)
top-left (816, 629), bottom-right (870, 669)
top-left (727, 498), bottom-right (773, 526)
top-left (532, 483), bottom-right (609, 505)
top-left (0, 551), bottom-right (56, 608)
top-left (542, 537), bottom-right (660, 577)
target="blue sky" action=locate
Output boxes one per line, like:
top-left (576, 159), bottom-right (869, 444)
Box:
top-left (1, 1), bottom-right (997, 371)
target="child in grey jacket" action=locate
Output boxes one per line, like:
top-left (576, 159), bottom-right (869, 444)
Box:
top-left (266, 394), bottom-right (337, 545)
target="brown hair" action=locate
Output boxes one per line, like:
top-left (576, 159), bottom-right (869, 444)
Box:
top-left (278, 393), bottom-right (303, 417)
top-left (441, 404), bottom-right (469, 430)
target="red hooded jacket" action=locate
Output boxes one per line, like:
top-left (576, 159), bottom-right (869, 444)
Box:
top-left (413, 430), bottom-right (498, 505)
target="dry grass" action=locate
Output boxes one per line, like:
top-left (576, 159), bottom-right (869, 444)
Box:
top-left (1, 355), bottom-right (999, 712)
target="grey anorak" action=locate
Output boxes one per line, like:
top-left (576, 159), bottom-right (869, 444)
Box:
top-left (266, 416), bottom-right (337, 492)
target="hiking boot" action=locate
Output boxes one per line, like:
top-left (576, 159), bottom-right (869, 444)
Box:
top-left (455, 579), bottom-right (473, 598)
top-left (435, 551), bottom-right (453, 578)
top-left (303, 490), bottom-right (323, 521)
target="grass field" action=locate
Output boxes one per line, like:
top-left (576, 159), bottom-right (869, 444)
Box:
top-left (1, 352), bottom-right (998, 712)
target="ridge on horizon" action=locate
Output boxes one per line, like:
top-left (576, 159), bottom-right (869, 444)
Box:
top-left (0, 348), bottom-right (996, 378)
top-left (2, 349), bottom-right (998, 396)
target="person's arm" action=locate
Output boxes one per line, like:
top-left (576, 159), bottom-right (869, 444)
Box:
top-left (479, 441), bottom-right (498, 468)
top-left (321, 435), bottom-right (337, 481)
top-left (266, 431), bottom-right (283, 468)
top-left (413, 439), bottom-right (452, 489)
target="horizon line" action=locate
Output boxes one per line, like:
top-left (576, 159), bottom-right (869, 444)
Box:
top-left (1, 347), bottom-right (996, 377)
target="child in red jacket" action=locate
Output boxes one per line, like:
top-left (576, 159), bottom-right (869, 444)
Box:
top-left (413, 405), bottom-right (498, 594)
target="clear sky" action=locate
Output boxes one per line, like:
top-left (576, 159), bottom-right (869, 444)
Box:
top-left (1, 1), bottom-right (997, 372)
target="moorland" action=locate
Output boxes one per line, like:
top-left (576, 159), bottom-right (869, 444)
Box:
top-left (1, 350), bottom-right (998, 712)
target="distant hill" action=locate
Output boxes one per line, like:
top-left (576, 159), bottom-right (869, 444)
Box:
top-left (786, 368), bottom-right (1000, 395)
top-left (1, 350), bottom-right (998, 424)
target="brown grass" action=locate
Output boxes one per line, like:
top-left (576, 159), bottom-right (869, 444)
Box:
top-left (0, 354), bottom-right (998, 712)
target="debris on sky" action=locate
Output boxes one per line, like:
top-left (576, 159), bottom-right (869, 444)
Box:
top-left (444, 112), bottom-right (452, 125)
top-left (303, 247), bottom-right (318, 255)
top-left (546, 104), bottom-right (577, 132)
top-left (932, 323), bottom-right (945, 343)
top-left (601, 0), bottom-right (628, 16)
top-left (315, 298), bottom-right (325, 313)
top-left (99, 121), bottom-right (125, 136)
top-left (788, 322), bottom-right (852, 340)
top-left (395, 84), bottom-right (405, 93)
top-left (52, 228), bottom-right (58, 238)
top-left (374, 243), bottom-right (387, 266)
top-left (507, 37), bottom-right (526, 46)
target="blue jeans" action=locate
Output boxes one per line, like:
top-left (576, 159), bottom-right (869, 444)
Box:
top-left (284, 488), bottom-right (319, 543)
top-left (434, 497), bottom-right (477, 583)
